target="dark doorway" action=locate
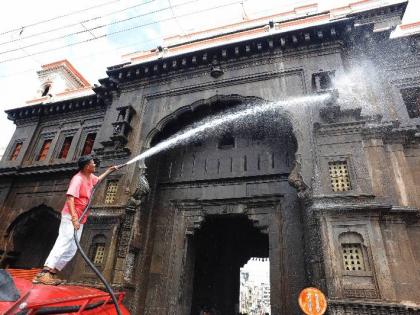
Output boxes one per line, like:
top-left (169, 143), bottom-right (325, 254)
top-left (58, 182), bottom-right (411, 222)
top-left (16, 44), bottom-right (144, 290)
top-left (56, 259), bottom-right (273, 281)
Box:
top-left (191, 215), bottom-right (269, 315)
top-left (3, 206), bottom-right (60, 268)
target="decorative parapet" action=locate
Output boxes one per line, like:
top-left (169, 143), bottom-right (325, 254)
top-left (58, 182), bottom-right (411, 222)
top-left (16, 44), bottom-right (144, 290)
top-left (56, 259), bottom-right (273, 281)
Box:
top-left (328, 299), bottom-right (420, 314)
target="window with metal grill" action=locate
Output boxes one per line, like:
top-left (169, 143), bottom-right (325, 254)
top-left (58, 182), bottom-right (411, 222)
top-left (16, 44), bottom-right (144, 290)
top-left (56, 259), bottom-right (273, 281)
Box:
top-left (10, 142), bottom-right (22, 161)
top-left (342, 243), bottom-right (365, 271)
top-left (104, 180), bottom-right (118, 204)
top-left (58, 136), bottom-right (73, 159)
top-left (93, 243), bottom-right (106, 265)
top-left (81, 133), bottom-right (96, 156)
top-left (328, 161), bottom-right (351, 192)
top-left (88, 234), bottom-right (107, 268)
top-left (36, 139), bottom-right (52, 161)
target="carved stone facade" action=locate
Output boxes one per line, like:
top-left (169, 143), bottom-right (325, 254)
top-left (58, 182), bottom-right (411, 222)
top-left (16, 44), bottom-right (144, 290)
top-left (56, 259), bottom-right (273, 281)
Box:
top-left (1, 2), bottom-right (420, 315)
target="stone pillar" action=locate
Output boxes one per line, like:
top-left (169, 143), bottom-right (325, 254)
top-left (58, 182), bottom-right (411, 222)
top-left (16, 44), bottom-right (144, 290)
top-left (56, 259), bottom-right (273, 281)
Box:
top-left (362, 138), bottom-right (395, 201)
top-left (113, 170), bottom-right (150, 312)
top-left (385, 142), bottom-right (417, 207)
top-left (113, 204), bottom-right (137, 284)
top-left (380, 215), bottom-right (420, 302)
top-left (167, 203), bottom-right (204, 315)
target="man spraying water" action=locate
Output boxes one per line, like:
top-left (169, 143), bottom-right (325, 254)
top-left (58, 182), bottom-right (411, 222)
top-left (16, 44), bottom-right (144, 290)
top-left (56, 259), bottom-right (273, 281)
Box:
top-left (33, 155), bottom-right (120, 285)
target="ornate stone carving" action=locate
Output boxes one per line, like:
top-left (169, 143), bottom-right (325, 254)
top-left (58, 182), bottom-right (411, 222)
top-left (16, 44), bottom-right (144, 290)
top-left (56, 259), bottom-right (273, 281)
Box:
top-left (343, 289), bottom-right (379, 299)
top-left (210, 60), bottom-right (224, 78)
top-left (117, 210), bottom-right (136, 259)
top-left (328, 300), bottom-right (420, 315)
top-left (288, 160), bottom-right (309, 195)
top-left (117, 165), bottom-right (150, 260)
top-left (127, 173), bottom-right (150, 208)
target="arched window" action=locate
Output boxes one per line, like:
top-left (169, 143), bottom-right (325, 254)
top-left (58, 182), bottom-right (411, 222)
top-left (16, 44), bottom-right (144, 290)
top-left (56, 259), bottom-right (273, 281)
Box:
top-left (338, 232), bottom-right (369, 272)
top-left (89, 234), bottom-right (107, 267)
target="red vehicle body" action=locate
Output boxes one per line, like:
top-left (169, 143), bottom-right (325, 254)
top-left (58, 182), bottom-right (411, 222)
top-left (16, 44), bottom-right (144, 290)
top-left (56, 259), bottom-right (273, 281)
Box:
top-left (0, 270), bottom-right (130, 315)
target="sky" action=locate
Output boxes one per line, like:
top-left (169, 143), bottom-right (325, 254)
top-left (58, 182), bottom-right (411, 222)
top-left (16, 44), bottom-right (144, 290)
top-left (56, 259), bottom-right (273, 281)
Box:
top-left (0, 0), bottom-right (419, 157)
top-left (241, 257), bottom-right (270, 285)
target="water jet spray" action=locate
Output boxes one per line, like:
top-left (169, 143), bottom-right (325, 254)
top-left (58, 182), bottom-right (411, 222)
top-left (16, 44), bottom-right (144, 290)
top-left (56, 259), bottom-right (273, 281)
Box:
top-left (72, 92), bottom-right (334, 314)
top-left (121, 93), bottom-right (332, 169)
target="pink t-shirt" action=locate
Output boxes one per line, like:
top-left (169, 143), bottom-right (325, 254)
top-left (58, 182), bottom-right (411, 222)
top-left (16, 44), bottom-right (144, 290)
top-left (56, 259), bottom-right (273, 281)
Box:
top-left (62, 171), bottom-right (99, 224)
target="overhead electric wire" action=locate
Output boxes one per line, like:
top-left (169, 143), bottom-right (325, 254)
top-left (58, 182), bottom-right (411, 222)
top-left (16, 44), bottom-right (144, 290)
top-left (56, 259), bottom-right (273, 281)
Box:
top-left (0, 0), bottom-right (195, 56)
top-left (0, 0), bottom-right (158, 46)
top-left (0, 0), bottom-right (121, 37)
top-left (0, 0), bottom-right (244, 64)
top-left (168, 0), bottom-right (186, 35)
top-left (0, 35), bottom-right (158, 79)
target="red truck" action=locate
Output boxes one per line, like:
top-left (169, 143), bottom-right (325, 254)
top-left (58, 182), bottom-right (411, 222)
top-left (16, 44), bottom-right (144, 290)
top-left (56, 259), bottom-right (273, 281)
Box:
top-left (0, 269), bottom-right (130, 315)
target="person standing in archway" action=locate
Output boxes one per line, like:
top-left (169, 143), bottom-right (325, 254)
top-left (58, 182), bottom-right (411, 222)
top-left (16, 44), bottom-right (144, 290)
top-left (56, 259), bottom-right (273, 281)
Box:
top-left (33, 156), bottom-right (119, 285)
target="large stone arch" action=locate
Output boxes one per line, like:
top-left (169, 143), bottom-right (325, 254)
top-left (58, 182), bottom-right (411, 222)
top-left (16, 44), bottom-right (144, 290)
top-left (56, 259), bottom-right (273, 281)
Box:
top-left (134, 94), bottom-right (307, 315)
top-left (1, 204), bottom-right (60, 268)
top-left (140, 94), bottom-right (312, 189)
top-left (143, 94), bottom-right (266, 150)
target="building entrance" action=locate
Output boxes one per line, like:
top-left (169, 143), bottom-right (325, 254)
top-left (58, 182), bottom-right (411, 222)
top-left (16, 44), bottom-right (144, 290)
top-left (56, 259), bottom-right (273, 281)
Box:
top-left (1, 206), bottom-right (59, 268)
top-left (140, 96), bottom-right (306, 314)
top-left (191, 215), bottom-right (269, 315)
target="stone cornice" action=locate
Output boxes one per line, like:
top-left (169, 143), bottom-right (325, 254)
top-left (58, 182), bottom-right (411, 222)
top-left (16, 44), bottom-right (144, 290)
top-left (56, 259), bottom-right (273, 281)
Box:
top-left (0, 162), bottom-right (78, 177)
top-left (309, 196), bottom-right (419, 215)
top-left (329, 298), bottom-right (420, 311)
top-left (314, 117), bottom-right (383, 137)
top-left (361, 121), bottom-right (419, 144)
top-left (159, 173), bottom-right (289, 189)
top-left (314, 105), bottom-right (419, 142)
top-left (5, 94), bottom-right (106, 123)
top-left (349, 1), bottom-right (407, 26)
top-left (105, 20), bottom-right (351, 88)
top-left (102, 2), bottom-right (409, 90)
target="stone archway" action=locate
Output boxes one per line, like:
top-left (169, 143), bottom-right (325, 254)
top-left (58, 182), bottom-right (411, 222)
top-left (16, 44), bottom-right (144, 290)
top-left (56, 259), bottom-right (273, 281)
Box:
top-left (143, 94), bottom-right (265, 150)
top-left (168, 197), bottom-right (279, 315)
top-left (136, 95), bottom-right (306, 315)
top-left (1, 205), bottom-right (60, 268)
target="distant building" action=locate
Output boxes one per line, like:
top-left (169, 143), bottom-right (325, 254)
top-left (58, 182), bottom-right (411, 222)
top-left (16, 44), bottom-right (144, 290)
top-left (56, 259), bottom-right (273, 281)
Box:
top-left (1, 1), bottom-right (420, 314)
top-left (240, 258), bottom-right (270, 315)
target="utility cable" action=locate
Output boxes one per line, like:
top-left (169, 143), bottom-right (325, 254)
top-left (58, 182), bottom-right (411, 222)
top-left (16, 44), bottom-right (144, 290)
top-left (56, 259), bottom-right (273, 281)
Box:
top-left (0, 36), bottom-right (157, 79)
top-left (168, 0), bottom-right (186, 36)
top-left (0, 0), bottom-right (158, 46)
top-left (0, 0), bottom-right (195, 56)
top-left (0, 0), bottom-right (244, 64)
top-left (0, 0), bottom-right (121, 36)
